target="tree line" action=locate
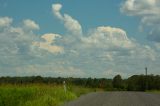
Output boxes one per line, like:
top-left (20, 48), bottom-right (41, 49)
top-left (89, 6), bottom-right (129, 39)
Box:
top-left (0, 74), bottom-right (160, 91)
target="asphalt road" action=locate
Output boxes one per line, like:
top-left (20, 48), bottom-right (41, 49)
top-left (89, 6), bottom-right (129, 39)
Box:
top-left (64, 92), bottom-right (160, 106)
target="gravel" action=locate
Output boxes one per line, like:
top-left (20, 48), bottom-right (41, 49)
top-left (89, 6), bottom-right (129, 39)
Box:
top-left (64, 92), bottom-right (160, 106)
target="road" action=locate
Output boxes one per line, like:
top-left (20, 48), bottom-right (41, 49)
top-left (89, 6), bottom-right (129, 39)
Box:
top-left (64, 92), bottom-right (160, 106)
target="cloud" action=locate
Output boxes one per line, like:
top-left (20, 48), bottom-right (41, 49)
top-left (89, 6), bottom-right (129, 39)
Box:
top-left (121, 0), bottom-right (160, 42)
top-left (23, 19), bottom-right (40, 30)
top-left (102, 69), bottom-right (128, 78)
top-left (41, 33), bottom-right (60, 44)
top-left (14, 64), bottom-right (86, 77)
top-left (0, 17), bottom-right (12, 27)
top-left (0, 17), bottom-right (63, 70)
top-left (82, 26), bottom-right (135, 49)
top-left (33, 33), bottom-right (64, 54)
top-left (52, 3), bottom-right (63, 19)
top-left (52, 3), bottom-right (82, 35)
top-left (1, 3), bottom-right (160, 77)
top-left (121, 0), bottom-right (158, 16)
top-left (147, 27), bottom-right (160, 42)
top-left (50, 3), bottom-right (160, 77)
top-left (0, 19), bottom-right (40, 71)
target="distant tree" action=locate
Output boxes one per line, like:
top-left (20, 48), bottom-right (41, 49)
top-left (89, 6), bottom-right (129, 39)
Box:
top-left (127, 75), bottom-right (141, 91)
top-left (113, 75), bottom-right (123, 90)
top-left (33, 76), bottom-right (43, 83)
top-left (1, 74), bottom-right (160, 91)
top-left (86, 78), bottom-right (93, 87)
top-left (127, 75), bottom-right (149, 91)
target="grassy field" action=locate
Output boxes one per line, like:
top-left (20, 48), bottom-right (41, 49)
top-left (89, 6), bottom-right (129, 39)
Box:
top-left (0, 84), bottom-right (99, 106)
top-left (147, 90), bottom-right (160, 94)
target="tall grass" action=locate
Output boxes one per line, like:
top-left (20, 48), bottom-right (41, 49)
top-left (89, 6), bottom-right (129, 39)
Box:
top-left (146, 90), bottom-right (160, 94)
top-left (68, 85), bottom-right (103, 97)
top-left (0, 84), bottom-right (77, 106)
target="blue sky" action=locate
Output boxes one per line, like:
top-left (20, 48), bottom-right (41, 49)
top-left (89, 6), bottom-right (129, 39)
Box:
top-left (0, 0), bottom-right (140, 37)
top-left (0, 0), bottom-right (160, 78)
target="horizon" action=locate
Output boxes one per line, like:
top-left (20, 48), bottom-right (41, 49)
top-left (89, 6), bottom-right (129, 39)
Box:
top-left (0, 0), bottom-right (160, 78)
top-left (0, 73), bottom-right (158, 79)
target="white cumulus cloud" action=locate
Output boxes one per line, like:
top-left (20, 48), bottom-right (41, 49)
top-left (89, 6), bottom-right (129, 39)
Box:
top-left (0, 17), bottom-right (12, 27)
top-left (82, 26), bottom-right (134, 49)
top-left (23, 19), bottom-right (40, 30)
top-left (52, 3), bottom-right (82, 35)
top-left (121, 0), bottom-right (160, 42)
top-left (33, 33), bottom-right (64, 54)
top-left (52, 3), bottom-right (63, 19)
top-left (1, 3), bottom-right (160, 77)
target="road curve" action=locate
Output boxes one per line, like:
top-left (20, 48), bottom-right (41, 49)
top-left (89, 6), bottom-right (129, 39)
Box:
top-left (64, 92), bottom-right (160, 106)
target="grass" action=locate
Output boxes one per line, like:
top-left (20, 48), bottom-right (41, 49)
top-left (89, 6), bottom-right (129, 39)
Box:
top-left (69, 85), bottom-right (103, 97)
top-left (0, 84), bottom-right (76, 106)
top-left (0, 84), bottom-right (99, 106)
top-left (146, 90), bottom-right (160, 94)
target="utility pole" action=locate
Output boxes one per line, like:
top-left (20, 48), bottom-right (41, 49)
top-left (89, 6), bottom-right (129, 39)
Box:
top-left (145, 67), bottom-right (147, 76)
top-left (145, 67), bottom-right (148, 90)
top-left (63, 81), bottom-right (67, 93)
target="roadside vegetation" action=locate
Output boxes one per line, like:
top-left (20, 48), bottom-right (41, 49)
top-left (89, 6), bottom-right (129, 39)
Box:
top-left (147, 90), bottom-right (160, 94)
top-left (0, 74), bottom-right (160, 106)
top-left (0, 84), bottom-right (100, 106)
top-left (1, 74), bottom-right (160, 92)
top-left (0, 84), bottom-right (76, 106)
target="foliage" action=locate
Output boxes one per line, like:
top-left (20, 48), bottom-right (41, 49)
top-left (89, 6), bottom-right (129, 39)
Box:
top-left (0, 74), bottom-right (160, 92)
top-left (113, 75), bottom-right (123, 90)
top-left (68, 85), bottom-right (103, 97)
top-left (127, 75), bottom-right (160, 91)
top-left (0, 84), bottom-right (76, 106)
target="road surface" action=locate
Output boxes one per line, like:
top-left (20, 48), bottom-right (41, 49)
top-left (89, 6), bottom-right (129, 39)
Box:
top-left (64, 92), bottom-right (160, 106)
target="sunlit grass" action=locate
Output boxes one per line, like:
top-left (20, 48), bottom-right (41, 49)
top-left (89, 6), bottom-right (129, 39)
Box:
top-left (0, 84), bottom-right (77, 106)
top-left (0, 84), bottom-right (99, 106)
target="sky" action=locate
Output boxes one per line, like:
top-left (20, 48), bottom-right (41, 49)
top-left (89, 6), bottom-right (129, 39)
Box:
top-left (0, 0), bottom-right (160, 78)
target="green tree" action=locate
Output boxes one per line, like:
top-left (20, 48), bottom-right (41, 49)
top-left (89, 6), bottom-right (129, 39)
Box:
top-left (113, 75), bottom-right (123, 90)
